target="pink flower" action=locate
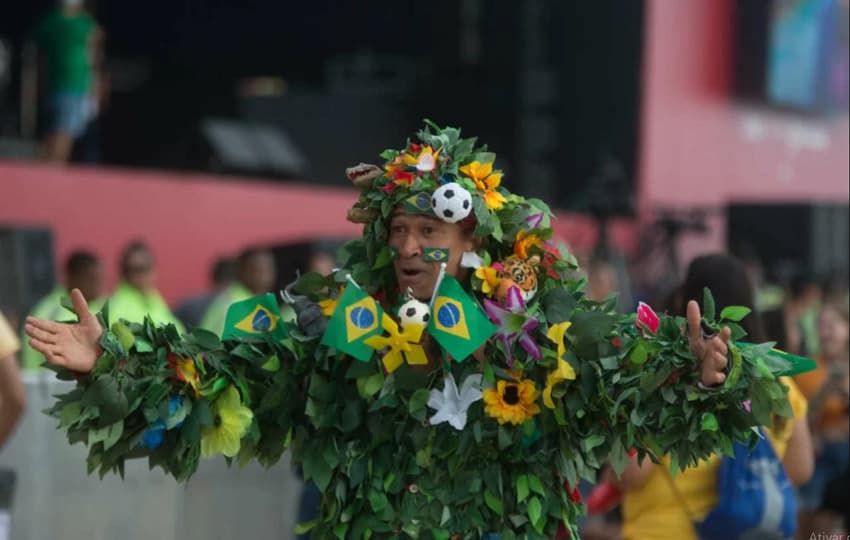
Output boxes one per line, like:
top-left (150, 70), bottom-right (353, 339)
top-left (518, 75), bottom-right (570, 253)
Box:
top-left (742, 400), bottom-right (752, 412)
top-left (636, 301), bottom-right (660, 334)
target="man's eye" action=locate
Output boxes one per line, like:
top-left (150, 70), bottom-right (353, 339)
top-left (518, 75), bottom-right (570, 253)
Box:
top-left (422, 226), bottom-right (434, 235)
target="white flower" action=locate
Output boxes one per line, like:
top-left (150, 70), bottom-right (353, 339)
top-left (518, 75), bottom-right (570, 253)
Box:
top-left (427, 374), bottom-right (483, 430)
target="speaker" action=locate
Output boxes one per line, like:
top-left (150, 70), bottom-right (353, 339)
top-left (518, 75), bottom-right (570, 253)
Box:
top-left (0, 227), bottom-right (56, 324)
top-left (727, 203), bottom-right (849, 282)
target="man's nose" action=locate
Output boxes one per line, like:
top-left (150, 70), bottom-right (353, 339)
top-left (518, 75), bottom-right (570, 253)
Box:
top-left (399, 234), bottom-right (422, 258)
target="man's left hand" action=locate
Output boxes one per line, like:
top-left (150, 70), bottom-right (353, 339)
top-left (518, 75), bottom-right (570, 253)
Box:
top-left (686, 300), bottom-right (731, 387)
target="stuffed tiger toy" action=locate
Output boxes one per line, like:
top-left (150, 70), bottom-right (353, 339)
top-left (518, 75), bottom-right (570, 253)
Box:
top-left (495, 255), bottom-right (540, 303)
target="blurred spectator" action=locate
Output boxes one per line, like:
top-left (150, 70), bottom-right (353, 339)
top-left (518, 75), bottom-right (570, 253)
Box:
top-left (0, 310), bottom-right (26, 448)
top-left (199, 247), bottom-right (275, 336)
top-left (795, 297), bottom-right (849, 527)
top-left (108, 240), bottom-right (184, 331)
top-left (174, 256), bottom-right (235, 329)
top-left (618, 254), bottom-right (813, 540)
top-left (19, 249), bottom-right (105, 370)
top-left (763, 271), bottom-right (822, 357)
top-left (33, 0), bottom-right (104, 163)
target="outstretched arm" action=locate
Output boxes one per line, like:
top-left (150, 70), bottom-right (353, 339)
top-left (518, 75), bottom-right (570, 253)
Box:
top-left (25, 288), bottom-right (102, 373)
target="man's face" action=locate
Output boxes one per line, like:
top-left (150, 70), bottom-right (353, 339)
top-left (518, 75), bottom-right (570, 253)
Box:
top-left (124, 249), bottom-right (155, 291)
top-left (70, 263), bottom-right (104, 301)
top-left (241, 252), bottom-right (276, 294)
top-left (388, 211), bottom-right (475, 301)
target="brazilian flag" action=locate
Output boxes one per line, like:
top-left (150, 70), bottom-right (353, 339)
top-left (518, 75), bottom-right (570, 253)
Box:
top-left (321, 284), bottom-right (384, 361)
top-left (222, 293), bottom-right (288, 341)
top-left (427, 275), bottom-right (496, 361)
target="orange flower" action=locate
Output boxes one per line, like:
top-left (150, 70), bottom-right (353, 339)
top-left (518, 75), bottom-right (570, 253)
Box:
top-left (403, 145), bottom-right (440, 172)
top-left (514, 229), bottom-right (543, 259)
top-left (167, 352), bottom-right (201, 396)
top-left (459, 160), bottom-right (493, 189)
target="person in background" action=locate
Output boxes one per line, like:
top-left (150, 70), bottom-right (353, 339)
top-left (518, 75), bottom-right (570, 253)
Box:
top-left (174, 256), bottom-right (235, 330)
top-left (795, 296), bottom-right (849, 536)
top-left (199, 247), bottom-right (276, 336)
top-left (33, 0), bottom-right (104, 163)
top-left (763, 271), bottom-right (822, 357)
top-left (617, 253), bottom-right (813, 540)
top-left (0, 310), bottom-right (26, 448)
top-left (108, 241), bottom-right (184, 331)
top-left (19, 249), bottom-right (104, 370)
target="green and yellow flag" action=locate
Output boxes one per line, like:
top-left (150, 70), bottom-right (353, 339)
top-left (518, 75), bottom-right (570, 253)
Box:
top-left (222, 293), bottom-right (288, 341)
top-left (427, 275), bottom-right (496, 361)
top-left (321, 284), bottom-right (384, 361)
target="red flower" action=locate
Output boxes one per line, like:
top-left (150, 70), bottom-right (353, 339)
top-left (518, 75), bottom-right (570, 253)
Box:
top-left (556, 523), bottom-right (571, 539)
top-left (635, 301), bottom-right (660, 334)
top-left (408, 143), bottom-right (421, 154)
top-left (391, 169), bottom-right (415, 186)
top-left (611, 336), bottom-right (623, 348)
top-left (562, 480), bottom-right (582, 503)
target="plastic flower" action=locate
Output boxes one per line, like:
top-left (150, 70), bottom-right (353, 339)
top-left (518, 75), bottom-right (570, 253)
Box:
top-left (200, 386), bottom-right (253, 458)
top-left (427, 374), bottom-right (483, 430)
top-left (363, 313), bottom-right (427, 373)
top-left (474, 265), bottom-right (501, 297)
top-left (403, 145), bottom-right (440, 172)
top-left (140, 419), bottom-right (166, 449)
top-left (636, 301), bottom-right (660, 334)
top-left (168, 352), bottom-right (201, 396)
top-left (543, 359), bottom-right (576, 409)
top-left (482, 378), bottom-right (541, 425)
top-left (546, 321), bottom-right (572, 361)
top-left (483, 285), bottom-right (542, 366)
top-left (514, 229), bottom-right (543, 260)
top-left (459, 160), bottom-right (507, 210)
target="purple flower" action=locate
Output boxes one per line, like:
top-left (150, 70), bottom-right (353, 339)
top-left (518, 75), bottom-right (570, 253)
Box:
top-left (483, 285), bottom-right (542, 366)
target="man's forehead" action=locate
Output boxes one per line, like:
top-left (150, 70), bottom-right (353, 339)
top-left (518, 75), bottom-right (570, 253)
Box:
top-left (390, 209), bottom-right (442, 224)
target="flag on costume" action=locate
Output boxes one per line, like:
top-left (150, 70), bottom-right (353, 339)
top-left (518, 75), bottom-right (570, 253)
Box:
top-left (222, 293), bottom-right (288, 341)
top-left (427, 275), bottom-right (496, 361)
top-left (321, 283), bottom-right (384, 361)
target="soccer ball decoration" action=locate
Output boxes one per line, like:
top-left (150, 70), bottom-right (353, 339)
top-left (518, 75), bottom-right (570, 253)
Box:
top-left (431, 182), bottom-right (472, 224)
top-left (398, 298), bottom-right (431, 328)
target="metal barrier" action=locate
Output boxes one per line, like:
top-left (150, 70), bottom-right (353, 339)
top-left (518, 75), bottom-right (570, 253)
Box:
top-left (0, 375), bottom-right (302, 540)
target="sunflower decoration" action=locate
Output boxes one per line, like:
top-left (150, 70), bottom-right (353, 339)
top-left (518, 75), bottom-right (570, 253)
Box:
top-left (482, 377), bottom-right (542, 425)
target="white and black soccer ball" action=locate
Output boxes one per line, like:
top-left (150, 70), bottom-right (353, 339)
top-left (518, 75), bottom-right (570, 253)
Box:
top-left (398, 298), bottom-right (431, 328)
top-left (431, 182), bottom-right (472, 224)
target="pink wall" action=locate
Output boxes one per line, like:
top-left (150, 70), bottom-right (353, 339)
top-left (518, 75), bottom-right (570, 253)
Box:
top-left (0, 161), bottom-right (629, 305)
top-left (0, 162), bottom-right (363, 303)
top-left (640, 0), bottom-right (850, 262)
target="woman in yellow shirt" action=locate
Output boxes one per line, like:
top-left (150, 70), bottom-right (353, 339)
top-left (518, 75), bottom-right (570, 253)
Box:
top-left (618, 254), bottom-right (814, 540)
top-left (0, 310), bottom-right (26, 448)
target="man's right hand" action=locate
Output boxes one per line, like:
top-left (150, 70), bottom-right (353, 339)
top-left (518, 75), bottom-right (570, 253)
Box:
top-left (24, 288), bottom-right (102, 373)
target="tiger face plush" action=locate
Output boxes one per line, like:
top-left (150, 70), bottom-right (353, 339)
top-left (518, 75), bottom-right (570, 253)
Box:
top-left (495, 255), bottom-right (540, 304)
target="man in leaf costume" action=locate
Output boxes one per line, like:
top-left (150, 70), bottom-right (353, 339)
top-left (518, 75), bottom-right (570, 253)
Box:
top-left (25, 122), bottom-right (801, 539)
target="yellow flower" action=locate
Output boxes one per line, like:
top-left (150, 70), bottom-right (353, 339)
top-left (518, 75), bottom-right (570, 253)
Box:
top-left (543, 321), bottom-right (575, 409)
top-left (363, 313), bottom-right (427, 373)
top-left (543, 359), bottom-right (576, 409)
top-left (482, 379), bottom-right (541, 425)
top-left (459, 160), bottom-right (506, 210)
top-left (514, 229), bottom-right (543, 259)
top-left (201, 386), bottom-right (253, 458)
top-left (474, 266), bottom-right (501, 297)
top-left (546, 321), bottom-right (572, 360)
top-left (459, 160), bottom-right (493, 186)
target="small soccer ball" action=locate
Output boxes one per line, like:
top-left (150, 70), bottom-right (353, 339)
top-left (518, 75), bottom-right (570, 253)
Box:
top-left (431, 182), bottom-right (472, 224)
top-left (398, 299), bottom-right (431, 328)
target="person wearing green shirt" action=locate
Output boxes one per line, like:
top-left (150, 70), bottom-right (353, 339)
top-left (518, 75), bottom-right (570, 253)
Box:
top-left (20, 250), bottom-right (105, 370)
top-left (108, 241), bottom-right (184, 333)
top-left (198, 247), bottom-right (276, 336)
top-left (34, 0), bottom-right (104, 163)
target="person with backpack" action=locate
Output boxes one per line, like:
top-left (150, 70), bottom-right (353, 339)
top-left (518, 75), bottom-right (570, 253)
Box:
top-left (617, 254), bottom-right (814, 540)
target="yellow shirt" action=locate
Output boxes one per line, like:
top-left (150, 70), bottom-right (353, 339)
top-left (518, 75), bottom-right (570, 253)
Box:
top-left (621, 377), bottom-right (807, 540)
top-left (0, 312), bottom-right (21, 359)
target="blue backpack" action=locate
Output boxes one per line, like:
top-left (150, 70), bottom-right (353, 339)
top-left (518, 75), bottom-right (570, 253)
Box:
top-left (695, 430), bottom-right (798, 540)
